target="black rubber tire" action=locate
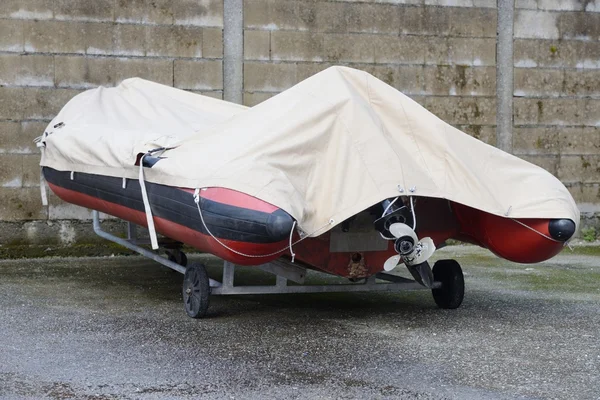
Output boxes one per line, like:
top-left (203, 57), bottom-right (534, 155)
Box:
top-left (432, 259), bottom-right (464, 309)
top-left (182, 263), bottom-right (210, 318)
top-left (168, 250), bottom-right (188, 267)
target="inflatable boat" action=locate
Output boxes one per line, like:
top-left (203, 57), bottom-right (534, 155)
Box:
top-left (38, 66), bottom-right (579, 317)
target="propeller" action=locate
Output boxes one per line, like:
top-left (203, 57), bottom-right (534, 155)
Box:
top-left (383, 222), bottom-right (436, 271)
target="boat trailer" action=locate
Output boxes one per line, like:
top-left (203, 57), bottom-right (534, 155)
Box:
top-left (92, 210), bottom-right (462, 318)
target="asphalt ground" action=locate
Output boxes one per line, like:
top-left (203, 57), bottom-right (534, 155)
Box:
top-left (0, 246), bottom-right (599, 400)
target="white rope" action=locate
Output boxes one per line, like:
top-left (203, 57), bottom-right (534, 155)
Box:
top-left (70, 171), bottom-right (74, 180)
top-left (139, 153), bottom-right (159, 250)
top-left (382, 197), bottom-right (399, 217)
top-left (122, 178), bottom-right (126, 189)
top-left (510, 218), bottom-right (562, 243)
top-left (193, 188), bottom-right (332, 259)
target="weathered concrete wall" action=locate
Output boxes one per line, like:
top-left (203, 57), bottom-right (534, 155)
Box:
top-left (243, 0), bottom-right (498, 148)
top-left (0, 0), bottom-right (598, 249)
top-left (0, 0), bottom-right (223, 247)
top-left (512, 0), bottom-right (600, 230)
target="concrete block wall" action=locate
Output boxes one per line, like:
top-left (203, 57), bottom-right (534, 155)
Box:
top-left (243, 0), bottom-right (499, 145)
top-left (0, 0), bottom-right (223, 233)
top-left (0, 0), bottom-right (599, 249)
top-left (511, 1), bottom-right (600, 221)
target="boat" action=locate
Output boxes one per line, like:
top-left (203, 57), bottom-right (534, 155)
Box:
top-left (38, 66), bottom-right (579, 318)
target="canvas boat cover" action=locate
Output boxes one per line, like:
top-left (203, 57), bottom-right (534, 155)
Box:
top-left (40, 66), bottom-right (580, 236)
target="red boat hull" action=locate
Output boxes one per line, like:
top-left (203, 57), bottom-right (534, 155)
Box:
top-left (45, 168), bottom-right (569, 278)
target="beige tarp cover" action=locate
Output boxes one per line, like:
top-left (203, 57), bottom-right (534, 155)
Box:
top-left (41, 66), bottom-right (579, 235)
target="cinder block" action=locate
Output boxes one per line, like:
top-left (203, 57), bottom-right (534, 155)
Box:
top-left (538, 0), bottom-right (587, 11)
top-left (345, 3), bottom-right (400, 34)
top-left (84, 22), bottom-right (114, 55)
top-left (113, 24), bottom-right (146, 57)
top-left (146, 25), bottom-right (203, 58)
top-left (514, 10), bottom-right (560, 39)
top-left (22, 154), bottom-right (41, 187)
top-left (514, 39), bottom-right (579, 68)
top-left (424, 65), bottom-right (496, 96)
top-left (515, 98), bottom-right (597, 126)
top-left (0, 87), bottom-right (24, 120)
top-left (323, 33), bottom-right (376, 63)
top-left (244, 62), bottom-right (297, 92)
top-left (559, 12), bottom-right (600, 41)
top-left (558, 127), bottom-right (600, 155)
top-left (0, 54), bottom-right (54, 87)
top-left (0, 187), bottom-right (47, 221)
top-left (174, 0), bottom-right (223, 27)
top-left (472, 38), bottom-right (496, 66)
top-left (425, 96), bottom-right (496, 125)
top-left (23, 20), bottom-right (86, 54)
top-left (515, 0), bottom-right (537, 9)
top-left (520, 155), bottom-right (559, 175)
top-left (271, 31), bottom-right (324, 62)
top-left (244, 30), bottom-right (270, 61)
top-left (424, 0), bottom-right (474, 7)
top-left (456, 125), bottom-right (497, 146)
top-left (243, 91), bottom-right (277, 107)
top-left (115, 0), bottom-right (173, 25)
top-left (0, 0), bottom-right (54, 19)
top-left (55, 56), bottom-right (114, 89)
top-left (113, 58), bottom-right (173, 86)
top-left (567, 183), bottom-right (600, 205)
top-left (421, 6), bottom-right (450, 36)
top-left (202, 28), bottom-right (223, 59)
top-left (513, 68), bottom-right (565, 97)
top-left (448, 7), bottom-right (497, 37)
top-left (425, 37), bottom-right (449, 65)
top-left (373, 35), bottom-right (426, 65)
top-left (513, 127), bottom-right (560, 155)
top-left (472, 0), bottom-right (497, 7)
top-left (54, 0), bottom-right (114, 22)
top-left (0, 155), bottom-right (23, 188)
top-left (558, 155), bottom-right (600, 183)
top-left (575, 41), bottom-right (600, 69)
top-left (174, 60), bottom-right (223, 90)
top-left (0, 20), bottom-right (24, 52)
top-left (448, 38), bottom-right (474, 65)
top-left (0, 122), bottom-right (27, 155)
top-left (298, 2), bottom-right (348, 33)
top-left (22, 88), bottom-right (81, 120)
top-left (244, 0), bottom-right (300, 30)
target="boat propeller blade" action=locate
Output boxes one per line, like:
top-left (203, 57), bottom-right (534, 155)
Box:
top-left (389, 222), bottom-right (418, 242)
top-left (383, 254), bottom-right (401, 272)
top-left (383, 223), bottom-right (436, 271)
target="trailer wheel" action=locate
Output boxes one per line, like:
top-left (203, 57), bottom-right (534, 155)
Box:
top-left (182, 263), bottom-right (210, 318)
top-left (432, 259), bottom-right (464, 309)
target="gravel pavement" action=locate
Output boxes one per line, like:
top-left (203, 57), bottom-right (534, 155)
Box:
top-left (0, 246), bottom-right (599, 399)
